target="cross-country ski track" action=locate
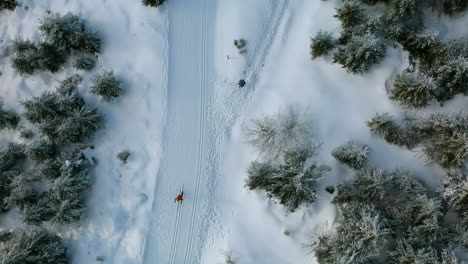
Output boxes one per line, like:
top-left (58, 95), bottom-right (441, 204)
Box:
top-left (138, 1), bottom-right (289, 263)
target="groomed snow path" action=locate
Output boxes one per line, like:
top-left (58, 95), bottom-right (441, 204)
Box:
top-left (139, 0), bottom-right (216, 263)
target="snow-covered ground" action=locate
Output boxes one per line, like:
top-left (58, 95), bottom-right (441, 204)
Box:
top-left (1, 0), bottom-right (467, 263)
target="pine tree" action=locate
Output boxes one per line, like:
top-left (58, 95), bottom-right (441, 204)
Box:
top-left (442, 171), bottom-right (468, 221)
top-left (39, 12), bottom-right (101, 53)
top-left (310, 31), bottom-right (336, 59)
top-left (333, 168), bottom-right (386, 205)
top-left (52, 105), bottom-right (101, 143)
top-left (334, 3), bottom-right (365, 30)
top-left (366, 113), bottom-right (412, 147)
top-left (389, 72), bottom-right (436, 108)
top-left (20, 196), bottom-right (54, 225)
top-left (388, 241), bottom-right (438, 264)
top-left (142, 0), bottom-right (166, 7)
top-left (246, 147), bottom-right (329, 212)
top-left (333, 33), bottom-right (387, 74)
top-left (334, 205), bottom-right (390, 262)
top-left (34, 42), bottom-right (66, 73)
top-left (117, 150), bottom-right (131, 164)
top-left (331, 141), bottom-right (369, 169)
top-left (10, 39), bottom-right (38, 75)
top-left (0, 0), bottom-right (17, 11)
top-left (432, 56), bottom-right (468, 102)
top-left (0, 228), bottom-right (68, 264)
top-left (36, 158), bottom-right (61, 180)
top-left (73, 53), bottom-right (96, 70)
top-left (0, 102), bottom-right (19, 130)
top-left (90, 71), bottom-right (123, 102)
top-left (26, 139), bottom-right (56, 162)
top-left (5, 174), bottom-right (37, 209)
top-left (389, 0), bottom-right (419, 20)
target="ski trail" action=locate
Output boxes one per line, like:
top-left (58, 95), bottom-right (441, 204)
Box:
top-left (138, 0), bottom-right (289, 263)
top-left (139, 0), bottom-right (215, 263)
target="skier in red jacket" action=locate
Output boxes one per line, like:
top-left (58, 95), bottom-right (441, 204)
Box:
top-left (175, 192), bottom-right (183, 203)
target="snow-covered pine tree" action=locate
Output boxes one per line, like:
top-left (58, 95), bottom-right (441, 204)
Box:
top-left (243, 108), bottom-right (311, 160)
top-left (0, 144), bottom-right (25, 212)
top-left (388, 240), bottom-right (439, 264)
top-left (36, 158), bottom-right (61, 180)
top-left (334, 2), bottom-right (365, 30)
top-left (117, 150), bottom-right (130, 164)
top-left (34, 42), bottom-right (66, 73)
top-left (0, 228), bottom-right (67, 264)
top-left (333, 168), bottom-right (386, 205)
top-left (142, 0), bottom-right (166, 7)
top-left (333, 33), bottom-right (387, 74)
top-left (26, 139), bottom-right (56, 162)
top-left (334, 205), bottom-right (390, 262)
top-left (310, 31), bottom-right (336, 59)
top-left (0, 102), bottom-right (19, 130)
top-left (39, 12), bottom-right (101, 53)
top-left (366, 113), bottom-right (412, 147)
top-left (20, 196), bottom-right (54, 225)
top-left (246, 146), bottom-right (329, 212)
top-left (90, 71), bottom-right (123, 102)
top-left (427, 0), bottom-right (468, 14)
top-left (53, 105), bottom-right (100, 143)
top-left (442, 171), bottom-right (468, 221)
top-left (388, 0), bottom-right (419, 20)
top-left (432, 56), bottom-right (468, 102)
top-left (73, 53), bottom-right (96, 70)
top-left (414, 112), bottom-right (468, 169)
top-left (10, 39), bottom-right (38, 75)
top-left (5, 174), bottom-right (37, 209)
top-left (0, 0), bottom-right (18, 11)
top-left (389, 72), bottom-right (436, 108)
top-left (331, 141), bottom-right (369, 169)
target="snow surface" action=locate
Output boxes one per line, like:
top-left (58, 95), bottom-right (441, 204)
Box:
top-left (0, 0), bottom-right (467, 263)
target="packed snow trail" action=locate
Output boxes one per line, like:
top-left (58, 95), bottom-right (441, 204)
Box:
top-left (139, 0), bottom-right (216, 263)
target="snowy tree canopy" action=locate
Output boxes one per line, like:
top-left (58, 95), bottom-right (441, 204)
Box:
top-left (0, 102), bottom-right (19, 130)
top-left (246, 146), bottom-right (329, 213)
top-left (332, 141), bottom-right (369, 169)
top-left (0, 228), bottom-right (68, 264)
top-left (142, 0), bottom-right (166, 7)
top-left (310, 31), bottom-right (336, 59)
top-left (0, 0), bottom-right (18, 11)
top-left (90, 71), bottom-right (124, 102)
top-left (390, 72), bottom-right (436, 109)
top-left (39, 12), bottom-right (101, 53)
top-left (243, 107), bottom-right (312, 160)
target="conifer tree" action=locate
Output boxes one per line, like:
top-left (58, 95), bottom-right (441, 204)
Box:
top-left (0, 102), bottom-right (19, 130)
top-left (246, 147), bottom-right (329, 212)
top-left (39, 12), bottom-right (101, 53)
top-left (310, 31), bottom-right (336, 59)
top-left (73, 53), bottom-right (96, 70)
top-left (432, 57), bottom-right (468, 102)
top-left (0, 0), bottom-right (18, 11)
top-left (390, 72), bottom-right (436, 108)
top-left (333, 33), bottom-right (386, 74)
top-left (26, 139), bottom-right (56, 162)
top-left (0, 228), bottom-right (68, 264)
top-left (442, 171), bottom-right (468, 221)
top-left (331, 141), bottom-right (369, 169)
top-left (90, 71), bottom-right (123, 102)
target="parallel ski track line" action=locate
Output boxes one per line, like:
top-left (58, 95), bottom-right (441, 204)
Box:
top-left (167, 202), bottom-right (182, 263)
top-left (183, 0), bottom-right (208, 262)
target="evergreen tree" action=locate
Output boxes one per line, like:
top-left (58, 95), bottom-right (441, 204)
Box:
top-left (0, 0), bottom-right (18, 11)
top-left (333, 33), bottom-right (387, 74)
top-left (20, 196), bottom-right (54, 225)
top-left (5, 174), bottom-right (37, 209)
top-left (246, 147), bottom-right (329, 212)
top-left (34, 42), bottom-right (66, 73)
top-left (10, 39), bottom-right (38, 75)
top-left (36, 158), bottom-right (61, 180)
top-left (390, 72), bottom-right (436, 108)
top-left (117, 150), bottom-right (131, 164)
top-left (142, 0), bottom-right (166, 7)
top-left (333, 168), bottom-right (386, 205)
top-left (335, 205), bottom-right (390, 262)
top-left (432, 57), bottom-right (468, 102)
top-left (39, 12), bottom-right (101, 53)
top-left (334, 3), bottom-right (365, 30)
top-left (26, 139), bottom-right (56, 162)
top-left (0, 102), bottom-right (19, 130)
top-left (0, 228), bottom-right (68, 264)
top-left (389, 0), bottom-right (419, 20)
top-left (331, 141), bottom-right (369, 169)
top-left (366, 113), bottom-right (412, 147)
top-left (388, 241), bottom-right (438, 264)
top-left (52, 105), bottom-right (101, 143)
top-left (442, 171), bottom-right (468, 221)
top-left (90, 71), bottom-right (123, 102)
top-left (310, 31), bottom-right (336, 59)
top-left (73, 53), bottom-right (96, 70)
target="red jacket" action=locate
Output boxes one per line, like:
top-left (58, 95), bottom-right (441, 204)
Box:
top-left (175, 194), bottom-right (183, 202)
